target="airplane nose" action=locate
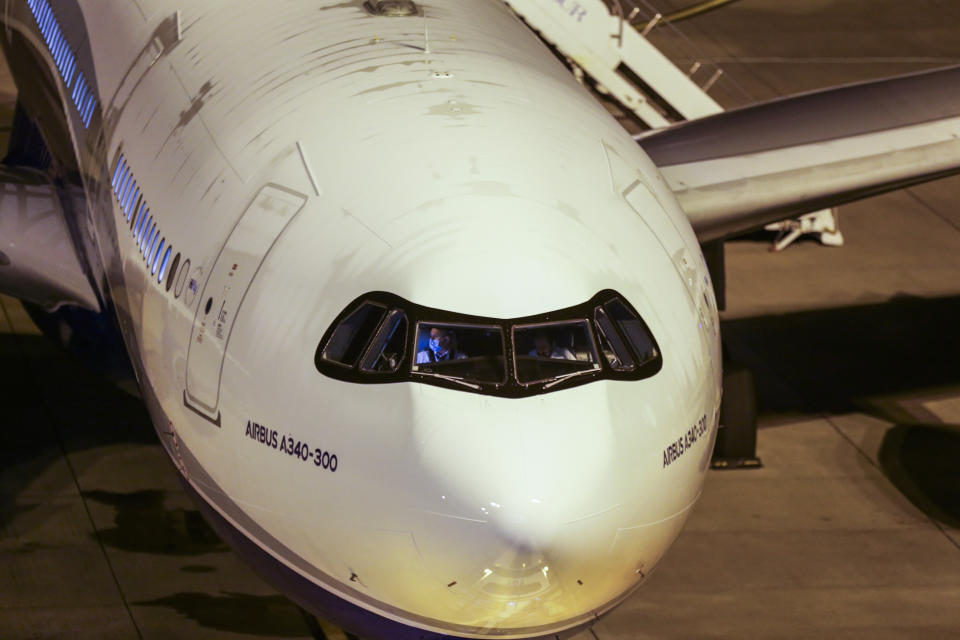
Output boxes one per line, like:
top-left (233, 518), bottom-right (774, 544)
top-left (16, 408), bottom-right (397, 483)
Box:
top-left (402, 383), bottom-right (681, 629)
top-left (414, 386), bottom-right (615, 544)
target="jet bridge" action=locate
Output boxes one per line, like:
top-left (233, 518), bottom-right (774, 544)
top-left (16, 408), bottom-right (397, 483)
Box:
top-left (503, 0), bottom-right (724, 129)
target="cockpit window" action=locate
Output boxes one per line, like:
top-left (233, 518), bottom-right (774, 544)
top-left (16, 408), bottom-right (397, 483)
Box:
top-left (360, 310), bottom-right (408, 373)
top-left (594, 306), bottom-right (636, 372)
top-left (605, 298), bottom-right (658, 364)
top-left (513, 321), bottom-right (600, 385)
top-left (412, 323), bottom-right (506, 386)
top-left (315, 290), bottom-right (662, 397)
top-left (320, 301), bottom-right (386, 367)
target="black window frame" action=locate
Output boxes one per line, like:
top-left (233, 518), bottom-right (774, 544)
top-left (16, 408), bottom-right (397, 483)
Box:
top-left (314, 289), bottom-right (662, 397)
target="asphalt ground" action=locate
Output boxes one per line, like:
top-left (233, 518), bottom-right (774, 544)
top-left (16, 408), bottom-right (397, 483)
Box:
top-left (2, 1), bottom-right (959, 638)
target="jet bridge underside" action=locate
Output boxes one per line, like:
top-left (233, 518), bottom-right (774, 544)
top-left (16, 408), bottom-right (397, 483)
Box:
top-left (0, 166), bottom-right (98, 311)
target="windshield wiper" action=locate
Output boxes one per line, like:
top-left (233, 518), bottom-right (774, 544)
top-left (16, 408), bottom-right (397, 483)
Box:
top-left (417, 372), bottom-right (481, 390)
top-left (542, 368), bottom-right (597, 389)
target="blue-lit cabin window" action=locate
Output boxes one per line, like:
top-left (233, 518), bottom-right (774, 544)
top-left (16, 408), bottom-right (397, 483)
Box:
top-left (142, 220), bottom-right (154, 249)
top-left (132, 201), bottom-right (146, 228)
top-left (52, 34), bottom-right (63, 70)
top-left (142, 223), bottom-right (155, 255)
top-left (112, 160), bottom-right (124, 195)
top-left (123, 185), bottom-right (139, 216)
top-left (80, 91), bottom-right (91, 119)
top-left (115, 166), bottom-right (127, 200)
top-left (59, 40), bottom-right (70, 72)
top-left (112, 157), bottom-right (126, 192)
top-left (145, 224), bottom-right (158, 257)
top-left (116, 173), bottom-right (129, 205)
top-left (57, 36), bottom-right (67, 67)
top-left (77, 81), bottom-right (88, 114)
top-left (150, 228), bottom-right (161, 261)
top-left (102, 155), bottom-right (180, 293)
top-left (127, 194), bottom-right (141, 222)
top-left (140, 224), bottom-right (152, 255)
top-left (158, 247), bottom-right (173, 283)
top-left (63, 52), bottom-right (76, 86)
top-left (27, 0), bottom-right (98, 129)
top-left (137, 216), bottom-right (153, 251)
top-left (72, 73), bottom-right (84, 106)
top-left (137, 215), bottom-right (152, 246)
top-left (82, 94), bottom-right (96, 127)
top-left (121, 178), bottom-right (136, 211)
top-left (127, 188), bottom-right (140, 218)
top-left (135, 211), bottom-right (149, 240)
top-left (133, 206), bottom-right (145, 235)
top-left (151, 239), bottom-right (165, 274)
top-left (119, 168), bottom-right (132, 204)
top-left (147, 233), bottom-right (160, 264)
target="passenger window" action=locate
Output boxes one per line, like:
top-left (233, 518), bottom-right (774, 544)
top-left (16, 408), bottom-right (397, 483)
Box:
top-left (594, 306), bottom-right (636, 371)
top-left (360, 310), bottom-right (408, 373)
top-left (321, 302), bottom-right (387, 367)
top-left (412, 323), bottom-right (506, 385)
top-left (605, 299), bottom-right (658, 364)
top-left (513, 320), bottom-right (600, 384)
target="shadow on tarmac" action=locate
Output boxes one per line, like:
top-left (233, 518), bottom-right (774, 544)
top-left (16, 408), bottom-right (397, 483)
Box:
top-left (82, 489), bottom-right (229, 555)
top-left (878, 423), bottom-right (960, 528)
top-left (721, 294), bottom-right (960, 414)
top-left (721, 293), bottom-right (960, 526)
top-left (0, 334), bottom-right (154, 528)
top-left (133, 591), bottom-right (313, 638)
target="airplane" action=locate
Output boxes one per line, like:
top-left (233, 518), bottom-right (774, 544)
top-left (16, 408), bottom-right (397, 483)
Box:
top-left (1, 0), bottom-right (959, 638)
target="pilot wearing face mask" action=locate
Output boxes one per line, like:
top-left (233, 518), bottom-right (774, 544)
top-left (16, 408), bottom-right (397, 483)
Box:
top-left (416, 326), bottom-right (467, 364)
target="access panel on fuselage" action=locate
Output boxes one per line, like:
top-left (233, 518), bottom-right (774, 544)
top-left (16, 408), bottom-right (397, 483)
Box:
top-left (185, 185), bottom-right (306, 422)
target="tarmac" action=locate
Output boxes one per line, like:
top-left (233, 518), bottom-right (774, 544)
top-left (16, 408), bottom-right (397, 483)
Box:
top-left (2, 1), bottom-right (960, 638)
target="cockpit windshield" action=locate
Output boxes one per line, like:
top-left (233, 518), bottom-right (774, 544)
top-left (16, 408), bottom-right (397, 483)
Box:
top-left (513, 321), bottom-right (600, 385)
top-left (315, 290), bottom-right (661, 397)
top-left (412, 323), bottom-right (506, 385)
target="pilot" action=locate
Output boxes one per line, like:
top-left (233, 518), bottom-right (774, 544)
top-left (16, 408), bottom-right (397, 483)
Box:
top-left (416, 327), bottom-right (467, 363)
top-left (530, 332), bottom-right (576, 360)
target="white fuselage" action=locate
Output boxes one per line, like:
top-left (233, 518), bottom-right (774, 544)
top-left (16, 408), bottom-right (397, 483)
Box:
top-left (12, 1), bottom-right (721, 637)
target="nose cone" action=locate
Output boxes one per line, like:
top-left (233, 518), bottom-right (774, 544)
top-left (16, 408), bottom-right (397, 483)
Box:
top-left (400, 382), bottom-right (687, 633)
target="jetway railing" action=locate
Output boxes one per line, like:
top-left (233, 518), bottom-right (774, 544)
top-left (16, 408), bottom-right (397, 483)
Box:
top-left (505, 0), bottom-right (706, 128)
top-left (504, 0), bottom-right (752, 129)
